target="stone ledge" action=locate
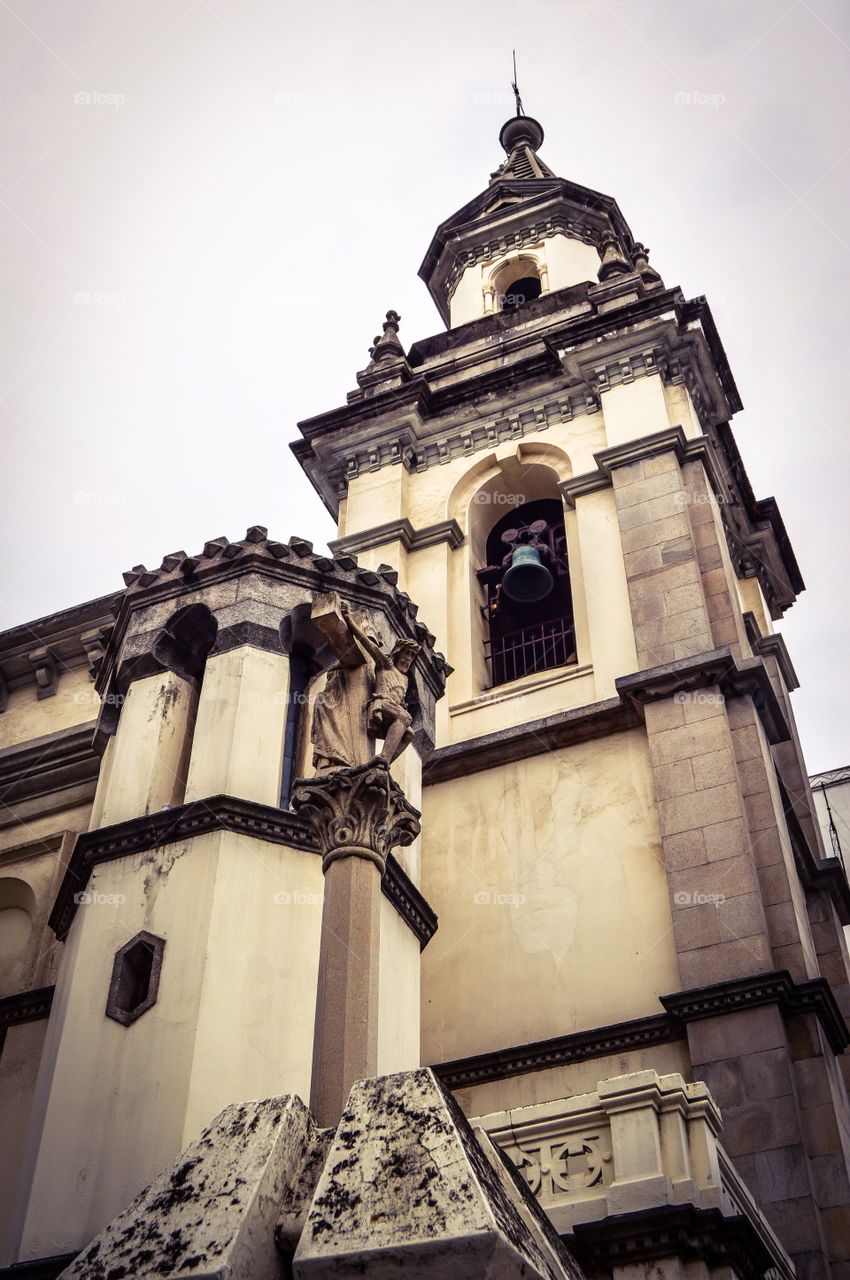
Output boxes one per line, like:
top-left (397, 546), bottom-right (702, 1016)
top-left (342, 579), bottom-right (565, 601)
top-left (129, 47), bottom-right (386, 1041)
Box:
top-left (432, 1012), bottom-right (678, 1089)
top-left (330, 517), bottom-right (463, 557)
top-left (661, 969), bottom-right (850, 1056)
top-left (0, 722), bottom-right (99, 806)
top-left (49, 795), bottom-right (437, 950)
top-left (423, 696), bottom-right (640, 784)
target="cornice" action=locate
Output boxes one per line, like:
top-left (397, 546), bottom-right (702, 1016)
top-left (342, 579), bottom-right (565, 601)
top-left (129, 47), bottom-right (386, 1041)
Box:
top-left (432, 1011), bottom-right (677, 1089)
top-left (0, 721), bottom-right (99, 806)
top-left (0, 592), bottom-right (118, 706)
top-left (616, 648), bottom-right (790, 746)
top-left (49, 794), bottom-right (437, 950)
top-left (423, 696), bottom-right (640, 785)
top-left (330, 518), bottom-right (464, 558)
top-left (432, 969), bottom-right (849, 1091)
top-left (0, 984), bottom-right (55, 1030)
top-left (661, 969), bottom-right (850, 1056)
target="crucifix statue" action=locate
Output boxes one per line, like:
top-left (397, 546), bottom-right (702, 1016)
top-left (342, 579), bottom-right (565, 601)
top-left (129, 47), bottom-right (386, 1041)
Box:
top-left (311, 594), bottom-right (419, 773)
top-left (293, 593), bottom-right (422, 1127)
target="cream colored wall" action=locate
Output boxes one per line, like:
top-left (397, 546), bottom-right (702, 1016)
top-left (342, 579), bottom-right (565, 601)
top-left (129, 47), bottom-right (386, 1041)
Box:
top-left (0, 1020), bottom-right (49, 1265)
top-left (663, 382), bottom-right (702, 439)
top-left (0, 666), bottom-right (97, 751)
top-left (601, 375), bottom-right (672, 447)
top-left (183, 646), bottom-right (289, 807)
top-left (377, 896), bottom-right (420, 1076)
top-left (738, 576), bottom-right (774, 636)
top-left (14, 829), bottom-right (325, 1262)
top-left (420, 728), bottom-right (679, 1065)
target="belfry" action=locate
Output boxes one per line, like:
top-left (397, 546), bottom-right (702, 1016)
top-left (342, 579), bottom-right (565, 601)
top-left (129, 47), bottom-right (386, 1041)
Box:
top-left (1, 99), bottom-right (849, 1280)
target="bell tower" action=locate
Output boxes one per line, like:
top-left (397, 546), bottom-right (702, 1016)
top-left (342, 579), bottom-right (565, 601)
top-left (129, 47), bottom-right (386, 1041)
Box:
top-left (293, 106), bottom-right (850, 1280)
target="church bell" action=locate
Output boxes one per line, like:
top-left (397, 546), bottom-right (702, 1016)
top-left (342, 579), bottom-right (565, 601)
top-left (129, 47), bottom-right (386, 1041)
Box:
top-left (501, 544), bottom-right (554, 604)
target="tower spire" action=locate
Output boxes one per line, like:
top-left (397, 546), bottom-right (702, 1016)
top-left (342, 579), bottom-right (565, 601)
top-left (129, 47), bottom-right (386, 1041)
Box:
top-left (511, 49), bottom-right (525, 117)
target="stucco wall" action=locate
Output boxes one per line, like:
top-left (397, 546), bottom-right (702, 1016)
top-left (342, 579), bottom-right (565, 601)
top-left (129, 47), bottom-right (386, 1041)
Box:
top-left (420, 727), bottom-right (679, 1065)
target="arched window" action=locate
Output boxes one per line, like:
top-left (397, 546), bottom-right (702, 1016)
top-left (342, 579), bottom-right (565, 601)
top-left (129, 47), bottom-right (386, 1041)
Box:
top-left (477, 498), bottom-right (575, 687)
top-left (493, 257), bottom-right (544, 314)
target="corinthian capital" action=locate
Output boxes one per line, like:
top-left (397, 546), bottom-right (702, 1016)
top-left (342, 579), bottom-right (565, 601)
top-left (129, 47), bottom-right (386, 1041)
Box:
top-left (291, 760), bottom-right (420, 875)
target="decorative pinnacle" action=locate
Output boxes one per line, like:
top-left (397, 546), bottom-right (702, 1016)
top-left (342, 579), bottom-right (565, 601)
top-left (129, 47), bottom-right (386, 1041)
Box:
top-left (368, 310), bottom-right (404, 362)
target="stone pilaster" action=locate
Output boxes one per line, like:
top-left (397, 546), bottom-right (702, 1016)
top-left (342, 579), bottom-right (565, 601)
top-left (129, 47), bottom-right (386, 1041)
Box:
top-left (291, 761), bottom-right (420, 1127)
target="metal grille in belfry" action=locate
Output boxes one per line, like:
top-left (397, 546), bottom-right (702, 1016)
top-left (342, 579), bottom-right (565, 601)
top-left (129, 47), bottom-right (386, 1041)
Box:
top-left (484, 618), bottom-right (576, 687)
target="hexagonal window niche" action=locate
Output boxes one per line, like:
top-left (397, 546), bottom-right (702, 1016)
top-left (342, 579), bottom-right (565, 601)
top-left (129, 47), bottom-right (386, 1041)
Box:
top-left (106, 931), bottom-right (165, 1026)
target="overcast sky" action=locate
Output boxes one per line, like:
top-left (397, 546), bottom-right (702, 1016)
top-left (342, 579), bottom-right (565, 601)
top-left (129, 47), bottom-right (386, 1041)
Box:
top-left (1, 0), bottom-right (849, 771)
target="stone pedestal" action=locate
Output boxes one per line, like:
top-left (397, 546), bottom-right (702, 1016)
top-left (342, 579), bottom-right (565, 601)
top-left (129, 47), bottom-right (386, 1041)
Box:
top-left (291, 761), bottom-right (420, 1127)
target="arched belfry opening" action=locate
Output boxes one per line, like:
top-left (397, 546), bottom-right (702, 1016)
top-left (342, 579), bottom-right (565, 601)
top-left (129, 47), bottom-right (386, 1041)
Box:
top-left (492, 257), bottom-right (544, 314)
top-left (477, 497), bottom-right (575, 687)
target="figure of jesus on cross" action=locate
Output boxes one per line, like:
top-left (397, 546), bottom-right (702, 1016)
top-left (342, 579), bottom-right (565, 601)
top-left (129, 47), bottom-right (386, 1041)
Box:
top-left (310, 592), bottom-right (420, 773)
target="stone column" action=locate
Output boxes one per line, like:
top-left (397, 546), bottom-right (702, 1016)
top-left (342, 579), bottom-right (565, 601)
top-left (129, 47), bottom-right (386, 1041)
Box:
top-left (183, 645), bottom-right (290, 806)
top-left (97, 670), bottom-right (197, 827)
top-left (292, 761), bottom-right (420, 1128)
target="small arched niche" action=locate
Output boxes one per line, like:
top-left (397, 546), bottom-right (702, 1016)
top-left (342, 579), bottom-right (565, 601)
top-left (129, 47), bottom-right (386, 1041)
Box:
top-left (153, 602), bottom-right (218, 683)
top-left (0, 877), bottom-right (37, 996)
top-left (470, 463), bottom-right (576, 689)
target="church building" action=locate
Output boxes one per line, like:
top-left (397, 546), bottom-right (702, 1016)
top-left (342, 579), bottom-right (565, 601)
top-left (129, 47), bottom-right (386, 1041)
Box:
top-left (0, 103), bottom-right (848, 1280)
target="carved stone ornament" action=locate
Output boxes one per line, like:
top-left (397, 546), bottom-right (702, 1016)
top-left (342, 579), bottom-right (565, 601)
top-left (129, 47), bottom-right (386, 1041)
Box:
top-left (291, 760), bottom-right (420, 875)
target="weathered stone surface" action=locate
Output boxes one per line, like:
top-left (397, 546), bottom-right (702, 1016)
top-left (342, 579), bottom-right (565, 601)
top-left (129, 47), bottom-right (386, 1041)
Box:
top-left (293, 1067), bottom-right (584, 1279)
top-left (58, 1095), bottom-right (318, 1280)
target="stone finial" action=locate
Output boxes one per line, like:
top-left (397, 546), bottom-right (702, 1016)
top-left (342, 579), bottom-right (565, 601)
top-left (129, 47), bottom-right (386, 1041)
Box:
top-left (597, 231), bottom-right (632, 282)
top-left (631, 241), bottom-right (663, 287)
top-left (291, 760), bottom-right (420, 875)
top-left (367, 310), bottom-right (404, 363)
